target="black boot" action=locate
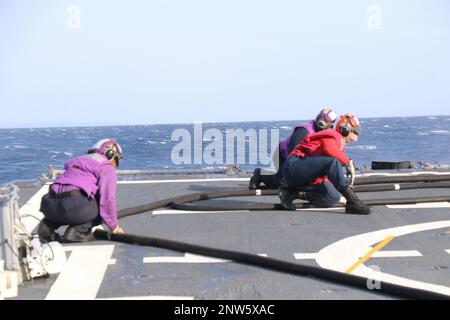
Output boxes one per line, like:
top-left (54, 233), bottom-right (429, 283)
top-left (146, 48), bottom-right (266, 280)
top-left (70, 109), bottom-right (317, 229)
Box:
top-left (279, 187), bottom-right (307, 211)
top-left (37, 220), bottom-right (59, 243)
top-left (64, 226), bottom-right (95, 243)
top-left (341, 186), bottom-right (372, 215)
top-left (249, 168), bottom-right (262, 190)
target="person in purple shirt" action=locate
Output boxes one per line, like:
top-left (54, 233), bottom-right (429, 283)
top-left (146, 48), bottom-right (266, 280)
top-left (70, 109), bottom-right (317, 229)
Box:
top-left (38, 139), bottom-right (125, 243)
top-left (249, 109), bottom-right (338, 190)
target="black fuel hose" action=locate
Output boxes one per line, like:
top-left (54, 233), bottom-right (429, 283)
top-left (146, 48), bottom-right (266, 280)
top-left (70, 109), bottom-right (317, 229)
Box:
top-left (172, 194), bottom-right (450, 212)
top-left (252, 176), bottom-right (450, 189)
top-left (354, 174), bottom-right (450, 185)
top-left (94, 229), bottom-right (449, 300)
top-left (118, 182), bottom-right (450, 215)
top-left (171, 198), bottom-right (450, 211)
top-left (354, 180), bottom-right (450, 192)
top-left (118, 188), bottom-right (277, 218)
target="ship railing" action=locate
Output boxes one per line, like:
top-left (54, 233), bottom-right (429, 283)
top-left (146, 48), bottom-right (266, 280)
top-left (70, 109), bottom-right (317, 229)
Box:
top-left (0, 184), bottom-right (21, 299)
top-left (44, 164), bottom-right (249, 180)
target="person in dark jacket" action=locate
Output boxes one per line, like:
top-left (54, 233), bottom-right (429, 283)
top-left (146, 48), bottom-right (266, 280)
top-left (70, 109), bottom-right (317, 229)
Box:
top-left (38, 139), bottom-right (125, 243)
top-left (279, 114), bottom-right (371, 215)
top-left (249, 108), bottom-right (337, 190)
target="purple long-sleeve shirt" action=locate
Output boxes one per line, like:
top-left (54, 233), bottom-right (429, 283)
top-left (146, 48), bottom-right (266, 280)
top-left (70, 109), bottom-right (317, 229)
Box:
top-left (51, 153), bottom-right (118, 230)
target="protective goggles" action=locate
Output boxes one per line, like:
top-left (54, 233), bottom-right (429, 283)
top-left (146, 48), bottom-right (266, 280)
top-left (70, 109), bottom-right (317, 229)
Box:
top-left (347, 116), bottom-right (361, 135)
top-left (351, 126), bottom-right (361, 136)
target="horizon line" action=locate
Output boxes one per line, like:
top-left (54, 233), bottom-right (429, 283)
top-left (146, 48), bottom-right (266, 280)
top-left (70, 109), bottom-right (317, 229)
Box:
top-left (0, 114), bottom-right (448, 130)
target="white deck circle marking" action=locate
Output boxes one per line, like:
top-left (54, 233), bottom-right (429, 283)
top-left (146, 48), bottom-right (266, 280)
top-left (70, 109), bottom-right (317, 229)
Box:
top-left (315, 220), bottom-right (450, 296)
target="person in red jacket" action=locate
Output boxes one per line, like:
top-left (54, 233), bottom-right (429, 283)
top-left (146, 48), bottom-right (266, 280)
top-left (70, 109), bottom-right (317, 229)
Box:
top-left (279, 114), bottom-right (371, 215)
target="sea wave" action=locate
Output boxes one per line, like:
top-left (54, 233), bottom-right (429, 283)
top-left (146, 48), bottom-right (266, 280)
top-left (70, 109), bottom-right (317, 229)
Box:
top-left (4, 145), bottom-right (29, 149)
top-left (50, 151), bottom-right (74, 157)
top-left (347, 145), bottom-right (377, 150)
top-left (146, 140), bottom-right (169, 145)
top-left (418, 130), bottom-right (450, 136)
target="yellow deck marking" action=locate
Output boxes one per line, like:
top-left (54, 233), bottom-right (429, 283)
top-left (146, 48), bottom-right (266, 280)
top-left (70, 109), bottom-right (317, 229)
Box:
top-left (346, 236), bottom-right (395, 274)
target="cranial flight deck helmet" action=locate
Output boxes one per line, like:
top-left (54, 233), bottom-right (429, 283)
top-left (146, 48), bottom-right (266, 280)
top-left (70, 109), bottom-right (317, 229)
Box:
top-left (336, 114), bottom-right (361, 137)
top-left (88, 139), bottom-right (124, 166)
top-left (315, 108), bottom-right (338, 131)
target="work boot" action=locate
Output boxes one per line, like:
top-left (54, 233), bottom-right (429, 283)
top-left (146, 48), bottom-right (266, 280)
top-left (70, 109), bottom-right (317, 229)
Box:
top-left (341, 186), bottom-right (372, 215)
top-left (64, 226), bottom-right (95, 243)
top-left (249, 168), bottom-right (262, 190)
top-left (37, 220), bottom-right (59, 243)
top-left (279, 187), bottom-right (307, 211)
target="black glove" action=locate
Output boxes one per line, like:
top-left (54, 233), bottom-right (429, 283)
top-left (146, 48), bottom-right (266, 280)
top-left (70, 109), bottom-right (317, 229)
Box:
top-left (346, 160), bottom-right (356, 186)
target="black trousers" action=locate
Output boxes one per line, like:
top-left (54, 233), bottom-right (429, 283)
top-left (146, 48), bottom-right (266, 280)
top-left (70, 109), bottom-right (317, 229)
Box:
top-left (40, 189), bottom-right (101, 233)
top-left (258, 151), bottom-right (286, 189)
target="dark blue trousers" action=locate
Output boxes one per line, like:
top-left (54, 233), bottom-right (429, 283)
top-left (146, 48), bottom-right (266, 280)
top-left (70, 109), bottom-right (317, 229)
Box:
top-left (281, 155), bottom-right (348, 206)
top-left (40, 190), bottom-right (101, 233)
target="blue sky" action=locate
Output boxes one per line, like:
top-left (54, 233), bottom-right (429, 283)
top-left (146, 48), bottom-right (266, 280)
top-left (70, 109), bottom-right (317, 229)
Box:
top-left (0, 0), bottom-right (449, 127)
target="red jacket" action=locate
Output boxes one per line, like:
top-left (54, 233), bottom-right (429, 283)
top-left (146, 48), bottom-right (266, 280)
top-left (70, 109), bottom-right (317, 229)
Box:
top-left (289, 129), bottom-right (350, 185)
top-left (289, 129), bottom-right (350, 165)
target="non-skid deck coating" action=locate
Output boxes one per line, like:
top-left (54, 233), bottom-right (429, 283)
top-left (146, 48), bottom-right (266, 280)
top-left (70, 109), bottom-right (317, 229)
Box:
top-left (12, 175), bottom-right (450, 300)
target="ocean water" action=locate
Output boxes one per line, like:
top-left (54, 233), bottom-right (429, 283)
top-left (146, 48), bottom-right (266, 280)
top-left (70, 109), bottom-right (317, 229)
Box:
top-left (1, 116), bottom-right (450, 185)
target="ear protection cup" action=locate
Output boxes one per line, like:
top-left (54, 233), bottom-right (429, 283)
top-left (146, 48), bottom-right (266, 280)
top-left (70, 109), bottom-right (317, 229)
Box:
top-left (316, 120), bottom-right (327, 131)
top-left (104, 148), bottom-right (117, 160)
top-left (90, 139), bottom-right (123, 165)
top-left (340, 125), bottom-right (350, 137)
